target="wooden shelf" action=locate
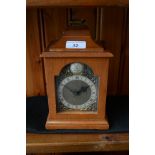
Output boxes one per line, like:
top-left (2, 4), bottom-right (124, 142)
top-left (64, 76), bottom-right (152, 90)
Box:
top-left (26, 132), bottom-right (129, 153)
top-left (26, 0), bottom-right (129, 7)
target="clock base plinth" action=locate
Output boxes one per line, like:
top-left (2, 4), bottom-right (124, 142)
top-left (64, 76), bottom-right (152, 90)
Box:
top-left (45, 119), bottom-right (109, 130)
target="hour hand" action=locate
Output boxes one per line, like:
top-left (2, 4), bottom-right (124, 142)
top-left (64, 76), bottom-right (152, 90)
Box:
top-left (81, 86), bottom-right (89, 92)
top-left (76, 86), bottom-right (89, 95)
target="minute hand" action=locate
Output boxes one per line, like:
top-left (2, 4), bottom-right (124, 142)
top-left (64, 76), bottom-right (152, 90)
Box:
top-left (64, 86), bottom-right (75, 93)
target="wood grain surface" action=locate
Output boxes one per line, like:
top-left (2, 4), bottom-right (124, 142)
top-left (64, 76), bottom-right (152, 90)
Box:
top-left (26, 0), bottom-right (129, 7)
top-left (96, 7), bottom-right (128, 95)
top-left (26, 133), bottom-right (129, 153)
top-left (26, 8), bottom-right (46, 96)
top-left (42, 8), bottom-right (67, 49)
top-left (27, 152), bottom-right (129, 155)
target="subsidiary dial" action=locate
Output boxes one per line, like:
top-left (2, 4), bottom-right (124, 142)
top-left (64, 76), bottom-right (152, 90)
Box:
top-left (70, 63), bottom-right (84, 74)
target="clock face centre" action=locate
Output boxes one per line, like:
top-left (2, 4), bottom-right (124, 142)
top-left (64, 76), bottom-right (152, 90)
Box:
top-left (63, 80), bottom-right (91, 105)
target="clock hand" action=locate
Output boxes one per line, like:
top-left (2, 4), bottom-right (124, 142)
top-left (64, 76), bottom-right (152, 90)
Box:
top-left (64, 86), bottom-right (74, 92)
top-left (81, 86), bottom-right (89, 92)
top-left (76, 86), bottom-right (89, 95)
top-left (64, 86), bottom-right (78, 95)
top-left (65, 85), bottom-right (89, 96)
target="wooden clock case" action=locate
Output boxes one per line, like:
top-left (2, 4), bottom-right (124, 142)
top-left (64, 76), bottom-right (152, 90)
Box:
top-left (41, 29), bottom-right (113, 130)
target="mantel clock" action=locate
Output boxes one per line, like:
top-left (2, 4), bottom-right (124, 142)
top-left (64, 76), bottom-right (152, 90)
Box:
top-left (41, 29), bottom-right (113, 129)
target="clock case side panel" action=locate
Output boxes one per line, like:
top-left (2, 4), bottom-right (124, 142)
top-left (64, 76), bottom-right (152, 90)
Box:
top-left (43, 57), bottom-right (110, 130)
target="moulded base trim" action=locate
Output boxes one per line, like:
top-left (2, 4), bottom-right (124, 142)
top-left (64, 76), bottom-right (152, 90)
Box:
top-left (46, 119), bottom-right (109, 130)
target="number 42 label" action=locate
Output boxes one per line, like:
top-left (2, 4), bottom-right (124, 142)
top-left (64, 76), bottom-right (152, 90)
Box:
top-left (66, 41), bottom-right (86, 49)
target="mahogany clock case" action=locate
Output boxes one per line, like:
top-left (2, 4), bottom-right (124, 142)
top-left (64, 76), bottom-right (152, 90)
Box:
top-left (41, 30), bottom-right (113, 130)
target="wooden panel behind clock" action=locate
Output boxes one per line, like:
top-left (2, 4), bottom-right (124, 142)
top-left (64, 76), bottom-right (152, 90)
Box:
top-left (41, 29), bottom-right (113, 129)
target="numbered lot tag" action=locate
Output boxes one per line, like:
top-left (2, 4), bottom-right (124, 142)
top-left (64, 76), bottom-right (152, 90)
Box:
top-left (66, 41), bottom-right (86, 49)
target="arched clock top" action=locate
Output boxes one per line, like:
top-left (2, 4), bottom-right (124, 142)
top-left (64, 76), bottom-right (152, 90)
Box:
top-left (58, 62), bottom-right (95, 78)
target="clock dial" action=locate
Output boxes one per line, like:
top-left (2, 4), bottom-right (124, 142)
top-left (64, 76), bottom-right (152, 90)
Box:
top-left (58, 75), bottom-right (97, 110)
top-left (56, 62), bottom-right (99, 112)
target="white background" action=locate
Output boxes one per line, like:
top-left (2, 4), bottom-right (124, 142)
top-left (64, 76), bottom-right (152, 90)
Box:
top-left (0, 0), bottom-right (155, 154)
